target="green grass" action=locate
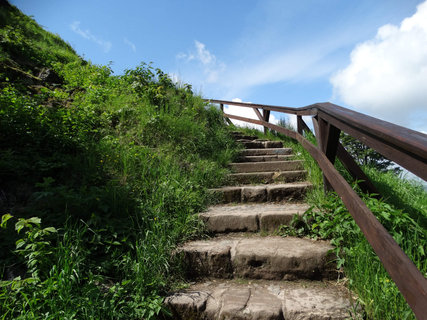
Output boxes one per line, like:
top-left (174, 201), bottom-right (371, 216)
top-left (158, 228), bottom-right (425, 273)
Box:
top-left (0, 3), bottom-right (239, 319)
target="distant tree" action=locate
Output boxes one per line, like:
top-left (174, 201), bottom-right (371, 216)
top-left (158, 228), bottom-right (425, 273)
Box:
top-left (340, 133), bottom-right (401, 173)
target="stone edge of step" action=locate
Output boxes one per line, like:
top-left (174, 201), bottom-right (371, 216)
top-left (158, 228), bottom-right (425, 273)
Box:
top-left (199, 203), bottom-right (310, 233)
top-left (177, 235), bottom-right (338, 281)
top-left (209, 182), bottom-right (313, 203)
top-left (227, 170), bottom-right (307, 184)
top-left (165, 279), bottom-right (359, 320)
top-left (239, 148), bottom-right (293, 156)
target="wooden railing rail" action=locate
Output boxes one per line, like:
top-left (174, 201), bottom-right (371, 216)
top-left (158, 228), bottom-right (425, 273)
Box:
top-left (205, 98), bottom-right (427, 319)
top-left (208, 99), bottom-right (427, 182)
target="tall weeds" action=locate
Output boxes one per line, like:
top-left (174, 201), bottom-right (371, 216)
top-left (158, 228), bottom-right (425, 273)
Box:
top-left (1, 4), bottom-right (238, 318)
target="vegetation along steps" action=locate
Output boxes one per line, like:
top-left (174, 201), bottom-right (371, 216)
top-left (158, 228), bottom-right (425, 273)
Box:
top-left (165, 133), bottom-right (358, 319)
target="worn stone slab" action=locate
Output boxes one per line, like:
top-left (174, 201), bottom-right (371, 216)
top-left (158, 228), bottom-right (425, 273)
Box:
top-left (210, 182), bottom-right (312, 203)
top-left (230, 160), bottom-right (304, 173)
top-left (242, 186), bottom-right (267, 202)
top-left (233, 237), bottom-right (336, 280)
top-left (165, 279), bottom-right (358, 320)
top-left (242, 141), bottom-right (267, 149)
top-left (265, 141), bottom-right (283, 148)
top-left (237, 154), bottom-right (294, 162)
top-left (199, 203), bottom-right (309, 233)
top-left (236, 139), bottom-right (257, 143)
top-left (282, 286), bottom-right (358, 319)
top-left (165, 291), bottom-right (208, 319)
top-left (241, 141), bottom-right (284, 149)
top-left (231, 133), bottom-right (258, 140)
top-left (228, 170), bottom-right (307, 185)
top-left (240, 148), bottom-right (293, 156)
top-left (181, 237), bottom-right (234, 278)
top-left (210, 186), bottom-right (241, 203)
top-left (179, 235), bottom-right (336, 280)
top-left (266, 182), bottom-right (312, 202)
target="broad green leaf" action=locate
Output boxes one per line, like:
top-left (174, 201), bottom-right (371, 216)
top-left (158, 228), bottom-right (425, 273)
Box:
top-left (43, 227), bottom-right (57, 233)
top-left (1, 214), bottom-right (13, 228)
top-left (16, 239), bottom-right (25, 249)
top-left (15, 220), bottom-right (26, 233)
top-left (27, 217), bottom-right (42, 225)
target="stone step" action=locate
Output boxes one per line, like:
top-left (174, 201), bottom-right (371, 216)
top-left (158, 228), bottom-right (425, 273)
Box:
top-left (178, 235), bottom-right (337, 280)
top-left (237, 154), bottom-right (294, 162)
top-left (239, 148), bottom-right (293, 156)
top-left (210, 182), bottom-right (312, 203)
top-left (228, 170), bottom-right (307, 185)
top-left (231, 132), bottom-right (258, 140)
top-left (230, 160), bottom-right (304, 173)
top-left (165, 279), bottom-right (358, 320)
top-left (242, 141), bottom-right (283, 149)
top-left (199, 203), bottom-right (309, 233)
top-left (235, 139), bottom-right (257, 143)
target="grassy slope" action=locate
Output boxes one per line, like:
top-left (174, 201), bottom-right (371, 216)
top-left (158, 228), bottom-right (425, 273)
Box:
top-left (236, 125), bottom-right (426, 320)
top-left (1, 3), bottom-right (426, 319)
top-left (0, 2), bottom-right (238, 319)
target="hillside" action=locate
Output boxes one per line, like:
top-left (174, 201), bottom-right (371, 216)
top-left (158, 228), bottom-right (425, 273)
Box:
top-left (1, 2), bottom-right (427, 319)
top-left (0, 2), bottom-right (238, 318)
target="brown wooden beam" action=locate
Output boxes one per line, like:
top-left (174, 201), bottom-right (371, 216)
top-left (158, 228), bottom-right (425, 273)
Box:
top-left (263, 109), bottom-right (271, 134)
top-left (336, 143), bottom-right (379, 195)
top-left (297, 115), bottom-right (304, 134)
top-left (318, 117), bottom-right (341, 192)
top-left (297, 116), bottom-right (311, 135)
top-left (318, 109), bottom-right (427, 181)
top-left (252, 107), bottom-right (264, 121)
top-left (312, 116), bottom-right (377, 194)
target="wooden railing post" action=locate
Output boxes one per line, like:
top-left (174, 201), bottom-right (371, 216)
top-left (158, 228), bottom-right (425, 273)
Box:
top-left (297, 115), bottom-right (304, 135)
top-left (219, 103), bottom-right (233, 125)
top-left (263, 109), bottom-right (270, 134)
top-left (317, 117), bottom-right (341, 192)
top-left (312, 116), bottom-right (378, 195)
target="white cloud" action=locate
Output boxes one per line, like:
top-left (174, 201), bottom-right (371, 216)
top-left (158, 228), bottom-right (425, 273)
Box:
top-left (177, 40), bottom-right (225, 84)
top-left (70, 21), bottom-right (112, 53)
top-left (221, 49), bottom-right (337, 98)
top-left (124, 38), bottom-right (136, 52)
top-left (330, 1), bottom-right (427, 131)
top-left (223, 98), bottom-right (280, 131)
top-left (194, 40), bottom-right (215, 65)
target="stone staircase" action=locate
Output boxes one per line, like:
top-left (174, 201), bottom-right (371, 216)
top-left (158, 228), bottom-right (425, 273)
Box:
top-left (165, 132), bottom-right (357, 319)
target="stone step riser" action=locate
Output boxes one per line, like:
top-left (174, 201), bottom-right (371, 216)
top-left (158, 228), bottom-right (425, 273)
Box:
top-left (228, 170), bottom-right (307, 185)
top-left (210, 183), bottom-right (312, 203)
top-left (200, 204), bottom-right (309, 233)
top-left (236, 139), bottom-right (269, 143)
top-left (231, 133), bottom-right (258, 141)
top-left (230, 160), bottom-right (304, 173)
top-left (236, 155), bottom-right (294, 162)
top-left (179, 237), bottom-right (337, 281)
top-left (242, 141), bottom-right (283, 149)
top-left (240, 148), bottom-right (293, 156)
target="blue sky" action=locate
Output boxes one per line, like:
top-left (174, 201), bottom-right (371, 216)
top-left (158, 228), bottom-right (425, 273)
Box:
top-left (11, 0), bottom-right (427, 134)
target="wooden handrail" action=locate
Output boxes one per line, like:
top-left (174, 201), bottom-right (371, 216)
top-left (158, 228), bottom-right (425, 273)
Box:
top-left (207, 98), bottom-right (427, 319)
top-left (207, 99), bottom-right (427, 181)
